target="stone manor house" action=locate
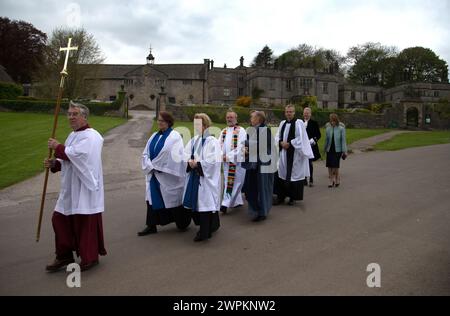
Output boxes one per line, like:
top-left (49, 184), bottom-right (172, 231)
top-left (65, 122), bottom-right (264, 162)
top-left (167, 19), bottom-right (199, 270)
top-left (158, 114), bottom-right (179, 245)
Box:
top-left (80, 50), bottom-right (450, 111)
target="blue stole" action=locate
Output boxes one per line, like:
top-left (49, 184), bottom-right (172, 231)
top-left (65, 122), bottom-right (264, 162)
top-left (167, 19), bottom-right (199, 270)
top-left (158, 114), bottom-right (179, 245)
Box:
top-left (149, 128), bottom-right (172, 210)
top-left (182, 135), bottom-right (207, 212)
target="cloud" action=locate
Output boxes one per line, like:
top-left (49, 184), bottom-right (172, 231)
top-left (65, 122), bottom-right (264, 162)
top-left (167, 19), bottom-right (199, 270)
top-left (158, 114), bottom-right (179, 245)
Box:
top-left (1, 0), bottom-right (449, 67)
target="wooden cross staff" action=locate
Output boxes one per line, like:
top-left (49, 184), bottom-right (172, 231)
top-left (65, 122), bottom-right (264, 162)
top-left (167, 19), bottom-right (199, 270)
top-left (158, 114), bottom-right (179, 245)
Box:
top-left (36, 38), bottom-right (78, 242)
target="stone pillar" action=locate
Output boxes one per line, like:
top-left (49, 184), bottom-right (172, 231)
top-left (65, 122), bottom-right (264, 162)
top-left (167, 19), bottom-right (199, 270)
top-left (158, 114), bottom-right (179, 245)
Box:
top-left (159, 87), bottom-right (167, 112)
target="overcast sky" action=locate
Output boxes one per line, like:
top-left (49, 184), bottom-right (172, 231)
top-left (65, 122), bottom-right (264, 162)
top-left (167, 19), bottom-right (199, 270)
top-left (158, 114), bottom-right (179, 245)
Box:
top-left (1, 0), bottom-right (449, 67)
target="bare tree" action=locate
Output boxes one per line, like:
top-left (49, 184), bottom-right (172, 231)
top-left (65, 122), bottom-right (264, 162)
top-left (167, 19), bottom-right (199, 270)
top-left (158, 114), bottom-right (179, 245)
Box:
top-left (34, 27), bottom-right (105, 100)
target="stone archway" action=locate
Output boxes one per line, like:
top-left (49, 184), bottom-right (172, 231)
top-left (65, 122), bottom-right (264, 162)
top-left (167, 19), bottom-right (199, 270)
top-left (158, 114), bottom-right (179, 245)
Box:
top-left (401, 102), bottom-right (424, 129)
top-left (406, 107), bottom-right (419, 128)
top-left (129, 103), bottom-right (152, 111)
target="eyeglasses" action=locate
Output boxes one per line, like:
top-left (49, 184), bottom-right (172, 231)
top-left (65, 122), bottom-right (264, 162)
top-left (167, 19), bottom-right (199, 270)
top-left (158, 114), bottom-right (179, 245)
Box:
top-left (67, 112), bottom-right (80, 117)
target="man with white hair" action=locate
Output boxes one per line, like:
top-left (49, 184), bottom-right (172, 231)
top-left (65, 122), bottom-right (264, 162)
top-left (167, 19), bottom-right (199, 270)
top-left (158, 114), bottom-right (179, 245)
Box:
top-left (219, 111), bottom-right (247, 214)
top-left (274, 105), bottom-right (314, 205)
top-left (44, 101), bottom-right (106, 272)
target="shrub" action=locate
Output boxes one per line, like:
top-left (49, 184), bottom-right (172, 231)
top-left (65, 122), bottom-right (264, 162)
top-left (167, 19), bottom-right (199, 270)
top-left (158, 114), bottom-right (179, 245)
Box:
top-left (354, 108), bottom-right (371, 113)
top-left (236, 96), bottom-right (252, 107)
top-left (0, 82), bottom-right (23, 100)
top-left (251, 87), bottom-right (264, 100)
top-left (367, 103), bottom-right (392, 114)
top-left (434, 100), bottom-right (450, 119)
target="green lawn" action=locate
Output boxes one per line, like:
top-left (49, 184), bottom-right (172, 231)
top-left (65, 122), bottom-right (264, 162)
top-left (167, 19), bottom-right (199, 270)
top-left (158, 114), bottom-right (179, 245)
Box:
top-left (0, 112), bottom-right (126, 189)
top-left (374, 131), bottom-right (450, 151)
top-left (316, 128), bottom-right (390, 158)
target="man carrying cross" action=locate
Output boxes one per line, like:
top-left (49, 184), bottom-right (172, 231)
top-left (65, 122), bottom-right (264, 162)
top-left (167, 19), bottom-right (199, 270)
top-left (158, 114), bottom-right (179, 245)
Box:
top-left (44, 102), bottom-right (107, 272)
top-left (219, 111), bottom-right (247, 214)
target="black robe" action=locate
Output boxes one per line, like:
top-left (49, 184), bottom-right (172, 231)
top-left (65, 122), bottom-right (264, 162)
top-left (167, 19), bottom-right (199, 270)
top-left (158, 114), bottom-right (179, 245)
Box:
top-left (274, 119), bottom-right (305, 201)
top-left (304, 119), bottom-right (321, 161)
top-left (242, 124), bottom-right (275, 217)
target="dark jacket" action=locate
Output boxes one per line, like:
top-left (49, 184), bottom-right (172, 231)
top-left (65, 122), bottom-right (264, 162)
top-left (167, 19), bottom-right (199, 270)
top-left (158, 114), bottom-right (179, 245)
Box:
top-left (304, 119), bottom-right (321, 161)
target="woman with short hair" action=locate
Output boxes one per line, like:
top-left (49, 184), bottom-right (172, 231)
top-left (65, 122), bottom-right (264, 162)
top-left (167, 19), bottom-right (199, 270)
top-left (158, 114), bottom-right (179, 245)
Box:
top-left (138, 111), bottom-right (190, 236)
top-left (183, 113), bottom-right (222, 242)
top-left (324, 113), bottom-right (348, 188)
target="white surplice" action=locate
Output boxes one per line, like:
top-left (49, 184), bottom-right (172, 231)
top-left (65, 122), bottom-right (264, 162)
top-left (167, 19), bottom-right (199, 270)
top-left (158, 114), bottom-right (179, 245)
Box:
top-left (55, 128), bottom-right (104, 216)
top-left (275, 119), bottom-right (314, 182)
top-left (219, 126), bottom-right (247, 208)
top-left (182, 135), bottom-right (222, 213)
top-left (142, 130), bottom-right (186, 208)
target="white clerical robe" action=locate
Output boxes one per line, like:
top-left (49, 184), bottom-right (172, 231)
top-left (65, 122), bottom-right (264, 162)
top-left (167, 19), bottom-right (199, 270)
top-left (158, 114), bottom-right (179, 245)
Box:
top-left (275, 120), bottom-right (314, 182)
top-left (183, 135), bottom-right (222, 212)
top-left (55, 129), bottom-right (104, 215)
top-left (142, 130), bottom-right (185, 208)
top-left (220, 126), bottom-right (247, 208)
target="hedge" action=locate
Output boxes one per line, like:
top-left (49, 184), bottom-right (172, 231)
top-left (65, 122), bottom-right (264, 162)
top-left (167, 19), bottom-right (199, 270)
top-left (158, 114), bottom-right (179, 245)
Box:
top-left (0, 90), bottom-right (126, 116)
top-left (184, 105), bottom-right (255, 124)
top-left (0, 82), bottom-right (23, 99)
top-left (177, 104), bottom-right (367, 126)
top-left (0, 99), bottom-right (121, 116)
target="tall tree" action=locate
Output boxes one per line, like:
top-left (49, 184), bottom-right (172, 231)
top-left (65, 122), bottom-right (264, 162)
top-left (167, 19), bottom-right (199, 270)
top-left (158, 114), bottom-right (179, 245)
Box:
top-left (251, 45), bottom-right (275, 68)
top-left (0, 17), bottom-right (47, 83)
top-left (274, 44), bottom-right (346, 73)
top-left (34, 27), bottom-right (105, 99)
top-left (395, 47), bottom-right (448, 83)
top-left (346, 42), bottom-right (398, 87)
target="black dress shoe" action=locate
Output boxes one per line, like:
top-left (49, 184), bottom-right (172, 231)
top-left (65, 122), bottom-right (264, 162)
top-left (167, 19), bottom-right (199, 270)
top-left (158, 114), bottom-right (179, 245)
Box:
top-left (309, 182), bottom-right (314, 187)
top-left (233, 204), bottom-right (243, 209)
top-left (335, 183), bottom-right (340, 188)
top-left (273, 198), bottom-right (284, 206)
top-left (288, 199), bottom-right (295, 206)
top-left (137, 226), bottom-right (157, 236)
top-left (220, 206), bottom-right (228, 214)
top-left (81, 260), bottom-right (99, 272)
top-left (194, 234), bottom-right (208, 242)
top-left (252, 215), bottom-right (267, 222)
top-left (46, 257), bottom-right (75, 272)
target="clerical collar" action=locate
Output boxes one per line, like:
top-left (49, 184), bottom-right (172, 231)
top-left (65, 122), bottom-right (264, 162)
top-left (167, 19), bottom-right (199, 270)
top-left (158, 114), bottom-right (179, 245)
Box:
top-left (286, 119), bottom-right (296, 124)
top-left (76, 124), bottom-right (90, 132)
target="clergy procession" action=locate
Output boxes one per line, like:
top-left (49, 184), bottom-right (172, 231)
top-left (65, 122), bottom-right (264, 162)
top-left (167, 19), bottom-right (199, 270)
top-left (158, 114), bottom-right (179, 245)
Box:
top-left (43, 102), bottom-right (347, 272)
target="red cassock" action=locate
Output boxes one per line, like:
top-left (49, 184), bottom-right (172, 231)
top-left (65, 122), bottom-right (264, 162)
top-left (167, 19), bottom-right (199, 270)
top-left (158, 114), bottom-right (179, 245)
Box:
top-left (50, 124), bottom-right (107, 267)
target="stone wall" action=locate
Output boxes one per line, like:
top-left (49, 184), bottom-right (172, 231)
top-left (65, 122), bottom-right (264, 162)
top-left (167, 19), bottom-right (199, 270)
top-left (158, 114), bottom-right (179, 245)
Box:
top-left (165, 103), bottom-right (450, 130)
top-left (166, 104), bottom-right (386, 128)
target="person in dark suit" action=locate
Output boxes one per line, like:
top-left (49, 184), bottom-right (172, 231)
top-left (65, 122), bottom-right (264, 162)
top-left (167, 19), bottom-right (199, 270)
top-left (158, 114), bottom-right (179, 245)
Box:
top-left (303, 107), bottom-right (321, 187)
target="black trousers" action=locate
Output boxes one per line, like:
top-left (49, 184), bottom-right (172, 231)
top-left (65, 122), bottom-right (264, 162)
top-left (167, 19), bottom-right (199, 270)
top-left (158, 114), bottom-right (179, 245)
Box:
top-left (309, 159), bottom-right (314, 183)
top-left (146, 202), bottom-right (191, 230)
top-left (192, 211), bottom-right (220, 239)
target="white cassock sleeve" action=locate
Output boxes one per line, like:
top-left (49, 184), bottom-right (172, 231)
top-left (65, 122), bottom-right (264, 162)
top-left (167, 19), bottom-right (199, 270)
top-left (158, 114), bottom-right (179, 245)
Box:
top-left (142, 133), bottom-right (156, 175)
top-left (142, 132), bottom-right (185, 177)
top-left (198, 137), bottom-right (222, 176)
top-left (274, 121), bottom-right (284, 145)
top-left (290, 120), bottom-right (314, 159)
top-left (65, 133), bottom-right (101, 191)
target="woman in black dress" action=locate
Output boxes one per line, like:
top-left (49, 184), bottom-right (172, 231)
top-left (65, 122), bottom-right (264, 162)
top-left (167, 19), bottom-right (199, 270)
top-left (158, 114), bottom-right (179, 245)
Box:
top-left (324, 114), bottom-right (348, 188)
